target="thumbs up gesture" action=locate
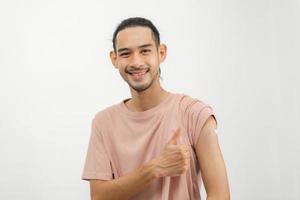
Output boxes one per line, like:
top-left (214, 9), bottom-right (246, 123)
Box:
top-left (148, 127), bottom-right (191, 178)
top-left (166, 127), bottom-right (181, 145)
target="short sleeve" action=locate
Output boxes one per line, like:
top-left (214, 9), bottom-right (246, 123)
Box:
top-left (81, 118), bottom-right (113, 181)
top-left (179, 95), bottom-right (217, 148)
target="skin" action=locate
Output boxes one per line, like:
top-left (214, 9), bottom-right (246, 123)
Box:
top-left (89, 26), bottom-right (230, 200)
top-left (109, 27), bottom-right (169, 112)
top-left (196, 116), bottom-right (231, 199)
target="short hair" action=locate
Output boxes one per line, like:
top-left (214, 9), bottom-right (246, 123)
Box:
top-left (112, 17), bottom-right (160, 52)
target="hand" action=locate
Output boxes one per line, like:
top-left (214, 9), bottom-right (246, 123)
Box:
top-left (149, 127), bottom-right (191, 178)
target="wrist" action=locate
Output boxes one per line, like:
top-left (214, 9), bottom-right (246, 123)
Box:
top-left (144, 161), bottom-right (162, 179)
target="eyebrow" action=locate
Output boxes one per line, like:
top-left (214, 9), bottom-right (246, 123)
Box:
top-left (117, 44), bottom-right (153, 53)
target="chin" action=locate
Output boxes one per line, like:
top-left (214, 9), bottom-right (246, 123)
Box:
top-left (127, 79), bottom-right (154, 92)
top-left (130, 83), bottom-right (151, 92)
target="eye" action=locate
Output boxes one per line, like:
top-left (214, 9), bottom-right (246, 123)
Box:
top-left (119, 52), bottom-right (130, 57)
top-left (141, 49), bottom-right (151, 54)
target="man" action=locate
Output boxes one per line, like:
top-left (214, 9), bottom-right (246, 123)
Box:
top-left (81, 17), bottom-right (230, 200)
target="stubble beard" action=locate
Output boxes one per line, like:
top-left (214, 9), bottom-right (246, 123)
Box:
top-left (125, 69), bottom-right (159, 93)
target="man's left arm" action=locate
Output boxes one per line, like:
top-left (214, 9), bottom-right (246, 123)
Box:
top-left (195, 116), bottom-right (230, 200)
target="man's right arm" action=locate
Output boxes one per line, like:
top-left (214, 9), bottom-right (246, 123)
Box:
top-left (90, 163), bottom-right (157, 200)
top-left (90, 128), bottom-right (189, 200)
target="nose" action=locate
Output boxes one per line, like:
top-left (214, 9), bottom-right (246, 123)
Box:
top-left (129, 52), bottom-right (144, 68)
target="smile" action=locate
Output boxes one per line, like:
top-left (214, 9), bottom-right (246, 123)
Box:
top-left (128, 69), bottom-right (149, 80)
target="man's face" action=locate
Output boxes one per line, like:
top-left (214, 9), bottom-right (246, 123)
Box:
top-left (110, 27), bottom-right (166, 92)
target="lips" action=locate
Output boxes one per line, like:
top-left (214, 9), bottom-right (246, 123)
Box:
top-left (128, 69), bottom-right (149, 80)
top-left (128, 69), bottom-right (149, 75)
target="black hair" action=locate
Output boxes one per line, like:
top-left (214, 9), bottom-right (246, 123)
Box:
top-left (112, 17), bottom-right (160, 52)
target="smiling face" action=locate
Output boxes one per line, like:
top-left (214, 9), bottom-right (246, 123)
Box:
top-left (110, 27), bottom-right (166, 92)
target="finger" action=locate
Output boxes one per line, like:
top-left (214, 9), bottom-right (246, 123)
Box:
top-left (167, 127), bottom-right (181, 145)
top-left (177, 144), bottom-right (190, 151)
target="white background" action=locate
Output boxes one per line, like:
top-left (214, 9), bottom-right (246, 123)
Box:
top-left (0, 0), bottom-right (299, 199)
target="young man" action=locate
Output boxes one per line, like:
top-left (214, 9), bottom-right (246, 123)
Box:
top-left (81, 17), bottom-right (230, 200)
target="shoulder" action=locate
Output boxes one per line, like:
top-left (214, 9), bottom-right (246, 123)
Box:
top-left (177, 93), bottom-right (213, 114)
top-left (92, 103), bottom-right (120, 125)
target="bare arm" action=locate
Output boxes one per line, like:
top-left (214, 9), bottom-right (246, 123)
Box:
top-left (90, 164), bottom-right (156, 200)
top-left (196, 116), bottom-right (230, 200)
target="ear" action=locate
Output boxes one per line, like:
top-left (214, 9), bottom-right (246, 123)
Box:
top-left (109, 51), bottom-right (118, 69)
top-left (158, 43), bottom-right (167, 63)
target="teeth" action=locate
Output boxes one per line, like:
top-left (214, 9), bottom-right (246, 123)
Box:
top-left (131, 70), bottom-right (147, 75)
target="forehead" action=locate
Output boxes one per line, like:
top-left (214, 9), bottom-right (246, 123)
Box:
top-left (115, 27), bottom-right (155, 50)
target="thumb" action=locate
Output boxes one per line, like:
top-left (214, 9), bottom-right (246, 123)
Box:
top-left (167, 127), bottom-right (181, 145)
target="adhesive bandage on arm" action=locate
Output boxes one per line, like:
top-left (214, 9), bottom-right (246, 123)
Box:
top-left (214, 129), bottom-right (218, 135)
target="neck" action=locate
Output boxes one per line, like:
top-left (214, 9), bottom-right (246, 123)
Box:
top-left (126, 78), bottom-right (169, 112)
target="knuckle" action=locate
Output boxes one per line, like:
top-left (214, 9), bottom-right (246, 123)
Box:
top-left (180, 151), bottom-right (185, 157)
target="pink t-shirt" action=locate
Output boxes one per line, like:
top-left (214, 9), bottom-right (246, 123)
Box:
top-left (81, 92), bottom-right (217, 200)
